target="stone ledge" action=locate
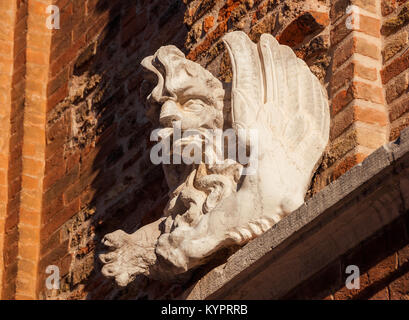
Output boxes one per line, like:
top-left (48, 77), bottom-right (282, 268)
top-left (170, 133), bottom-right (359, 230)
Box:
top-left (181, 127), bottom-right (409, 300)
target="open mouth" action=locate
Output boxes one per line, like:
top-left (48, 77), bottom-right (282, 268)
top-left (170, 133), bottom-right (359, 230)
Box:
top-left (155, 127), bottom-right (214, 159)
top-left (159, 114), bottom-right (182, 128)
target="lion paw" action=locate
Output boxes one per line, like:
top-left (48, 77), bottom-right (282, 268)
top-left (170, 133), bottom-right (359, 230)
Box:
top-left (99, 230), bottom-right (155, 287)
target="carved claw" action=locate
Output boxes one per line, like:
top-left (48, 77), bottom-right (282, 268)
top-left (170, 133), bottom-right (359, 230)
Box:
top-left (102, 230), bottom-right (127, 249)
top-left (99, 228), bottom-right (158, 286)
top-left (99, 251), bottom-right (117, 264)
top-left (101, 264), bottom-right (133, 288)
top-left (99, 230), bottom-right (136, 287)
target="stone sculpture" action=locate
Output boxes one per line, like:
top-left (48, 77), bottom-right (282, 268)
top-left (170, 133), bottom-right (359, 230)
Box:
top-left (99, 31), bottom-right (330, 286)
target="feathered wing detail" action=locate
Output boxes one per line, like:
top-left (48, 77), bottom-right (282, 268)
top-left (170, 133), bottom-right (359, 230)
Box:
top-left (222, 31), bottom-right (330, 244)
top-left (259, 33), bottom-right (330, 182)
top-left (222, 31), bottom-right (264, 131)
top-left (223, 31), bottom-right (330, 190)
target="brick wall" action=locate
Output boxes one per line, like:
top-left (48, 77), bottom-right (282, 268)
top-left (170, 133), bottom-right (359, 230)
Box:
top-left (322, 0), bottom-right (388, 191)
top-left (0, 0), bottom-right (21, 299)
top-left (38, 0), bottom-right (187, 300)
top-left (381, 1), bottom-right (409, 141)
top-left (0, 0), bottom-right (52, 300)
top-left (0, 0), bottom-right (30, 299)
top-left (283, 214), bottom-right (409, 300)
top-left (1, 0), bottom-right (409, 300)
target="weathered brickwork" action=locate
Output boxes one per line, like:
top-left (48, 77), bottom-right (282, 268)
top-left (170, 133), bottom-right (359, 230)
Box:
top-left (0, 0), bottom-right (409, 300)
top-left (284, 213), bottom-right (409, 300)
top-left (381, 1), bottom-right (409, 141)
top-left (0, 0), bottom-right (52, 300)
top-left (0, 0), bottom-right (21, 300)
top-left (309, 0), bottom-right (388, 194)
top-left (36, 0), bottom-right (188, 300)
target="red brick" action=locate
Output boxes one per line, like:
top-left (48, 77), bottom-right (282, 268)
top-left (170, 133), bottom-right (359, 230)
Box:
top-left (382, 0), bottom-right (397, 16)
top-left (187, 21), bottom-right (227, 61)
top-left (203, 16), bottom-right (215, 33)
top-left (40, 228), bottom-right (60, 255)
top-left (332, 61), bottom-right (377, 93)
top-left (46, 114), bottom-right (69, 146)
top-left (15, 293), bottom-right (34, 300)
top-left (45, 150), bottom-right (64, 173)
top-left (367, 254), bottom-right (396, 283)
top-left (389, 271), bottom-right (409, 299)
top-left (3, 240), bottom-right (18, 266)
top-left (331, 16), bottom-right (352, 46)
top-left (26, 79), bottom-right (46, 96)
top-left (43, 163), bottom-right (65, 192)
top-left (24, 124), bottom-right (45, 144)
top-left (86, 12), bottom-right (110, 43)
top-left (50, 35), bottom-right (86, 77)
top-left (52, 2), bottom-right (73, 35)
top-left (355, 0), bottom-right (377, 13)
top-left (41, 198), bottom-right (80, 238)
top-left (50, 34), bottom-right (72, 61)
top-left (24, 111), bottom-right (46, 127)
top-left (369, 288), bottom-right (390, 300)
top-left (63, 181), bottom-right (86, 206)
top-left (358, 15), bottom-right (381, 38)
top-left (381, 2), bottom-right (409, 35)
top-left (331, 0), bottom-right (377, 23)
top-left (332, 104), bottom-right (389, 139)
top-left (43, 164), bottom-right (79, 204)
top-left (23, 158), bottom-right (44, 177)
top-left (20, 207), bottom-right (41, 227)
top-left (184, 0), bottom-right (217, 26)
top-left (390, 116), bottom-right (409, 140)
top-left (350, 82), bottom-right (384, 104)
top-left (19, 225), bottom-right (40, 247)
top-left (332, 88), bottom-right (354, 115)
top-left (278, 11), bottom-right (329, 47)
top-left (47, 83), bottom-right (68, 111)
top-left (65, 150), bottom-right (81, 173)
top-left (26, 47), bottom-right (49, 66)
top-left (47, 67), bottom-right (69, 97)
top-left (389, 96), bottom-right (409, 121)
top-left (355, 63), bottom-right (378, 81)
top-left (354, 106), bottom-right (388, 127)
top-left (22, 174), bottom-right (40, 191)
top-left (386, 72), bottom-right (408, 103)
top-left (21, 190), bottom-right (42, 211)
top-left (38, 240), bottom-right (69, 270)
top-left (217, 0), bottom-right (241, 23)
top-left (331, 152), bottom-right (367, 180)
top-left (381, 52), bottom-right (409, 84)
top-left (333, 36), bottom-right (380, 71)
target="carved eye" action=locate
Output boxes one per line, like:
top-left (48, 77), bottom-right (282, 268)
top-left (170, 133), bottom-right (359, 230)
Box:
top-left (183, 100), bottom-right (204, 112)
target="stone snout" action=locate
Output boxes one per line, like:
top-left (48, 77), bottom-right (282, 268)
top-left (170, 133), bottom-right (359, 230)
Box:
top-left (160, 100), bottom-right (182, 128)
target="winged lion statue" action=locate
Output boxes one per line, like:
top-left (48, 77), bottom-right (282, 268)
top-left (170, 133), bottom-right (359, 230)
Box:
top-left (99, 31), bottom-right (330, 286)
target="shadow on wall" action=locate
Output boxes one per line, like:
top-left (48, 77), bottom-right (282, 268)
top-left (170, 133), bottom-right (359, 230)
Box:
top-left (65, 0), bottom-right (188, 299)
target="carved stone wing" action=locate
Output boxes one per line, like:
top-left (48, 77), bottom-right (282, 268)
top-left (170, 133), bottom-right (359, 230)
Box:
top-left (223, 31), bottom-right (330, 191)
